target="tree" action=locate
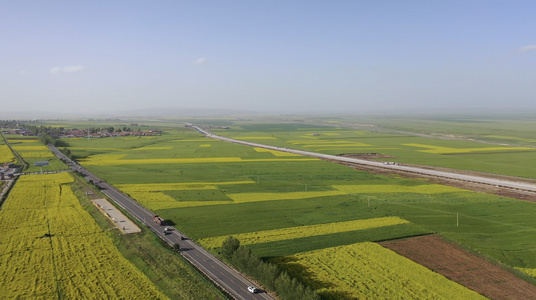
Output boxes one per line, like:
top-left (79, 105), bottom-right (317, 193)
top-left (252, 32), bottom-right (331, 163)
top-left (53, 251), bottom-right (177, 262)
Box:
top-left (275, 272), bottom-right (292, 299)
top-left (173, 243), bottom-right (180, 252)
top-left (221, 236), bottom-right (240, 259)
top-left (261, 263), bottom-right (280, 290)
top-left (60, 148), bottom-right (74, 159)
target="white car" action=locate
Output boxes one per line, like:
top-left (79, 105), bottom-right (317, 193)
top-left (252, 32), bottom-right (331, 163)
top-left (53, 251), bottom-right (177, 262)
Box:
top-left (247, 286), bottom-right (258, 293)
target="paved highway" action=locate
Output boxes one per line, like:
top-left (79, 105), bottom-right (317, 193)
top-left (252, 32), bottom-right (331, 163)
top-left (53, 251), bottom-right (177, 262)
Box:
top-left (49, 127), bottom-right (536, 299)
top-left (48, 145), bottom-right (274, 300)
top-left (193, 126), bottom-right (536, 193)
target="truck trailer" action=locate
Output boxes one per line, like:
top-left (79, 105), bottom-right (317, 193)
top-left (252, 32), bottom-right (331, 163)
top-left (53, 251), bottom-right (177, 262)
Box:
top-left (153, 215), bottom-right (166, 226)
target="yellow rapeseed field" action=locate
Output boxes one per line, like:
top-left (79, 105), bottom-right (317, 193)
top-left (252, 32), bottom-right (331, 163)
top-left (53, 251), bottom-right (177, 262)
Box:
top-left (6, 139), bottom-right (36, 143)
top-left (232, 136), bottom-right (277, 139)
top-left (403, 143), bottom-right (534, 154)
top-left (11, 145), bottom-right (49, 151)
top-left (174, 139), bottom-right (212, 142)
top-left (288, 140), bottom-right (371, 148)
top-left (131, 146), bottom-right (173, 150)
top-left (68, 147), bottom-right (124, 151)
top-left (123, 191), bottom-right (185, 210)
top-left (302, 144), bottom-right (371, 147)
top-left (117, 181), bottom-right (254, 209)
top-left (0, 145), bottom-right (15, 162)
top-left (69, 146), bottom-right (170, 151)
top-left (275, 242), bottom-right (485, 299)
top-left (227, 190), bottom-right (346, 203)
top-left (117, 180), bottom-right (254, 192)
top-left (117, 180), bottom-right (255, 210)
top-left (334, 184), bottom-right (461, 194)
top-left (288, 140), bottom-right (353, 144)
top-left (516, 267), bottom-right (536, 278)
top-left (18, 151), bottom-right (55, 158)
top-left (81, 154), bottom-right (132, 165)
top-left (297, 128), bottom-right (341, 131)
top-left (0, 173), bottom-right (167, 299)
top-left (124, 136), bottom-right (155, 140)
top-left (254, 147), bottom-right (302, 157)
top-left (126, 191), bottom-right (232, 210)
top-left (199, 216), bottom-right (409, 249)
top-left (81, 157), bottom-right (316, 165)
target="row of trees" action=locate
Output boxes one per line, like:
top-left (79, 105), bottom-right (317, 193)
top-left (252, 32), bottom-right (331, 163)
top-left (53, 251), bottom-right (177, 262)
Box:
top-left (25, 125), bottom-right (71, 148)
top-left (59, 148), bottom-right (74, 160)
top-left (27, 125), bottom-right (64, 137)
top-left (26, 125), bottom-right (135, 136)
top-left (38, 133), bottom-right (57, 146)
top-left (221, 236), bottom-right (320, 300)
top-left (24, 125), bottom-right (60, 147)
top-left (89, 126), bottom-right (134, 133)
top-left (0, 120), bottom-right (24, 128)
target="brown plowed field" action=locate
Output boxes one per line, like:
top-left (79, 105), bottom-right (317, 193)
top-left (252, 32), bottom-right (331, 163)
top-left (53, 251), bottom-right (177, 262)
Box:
top-left (380, 235), bottom-right (536, 300)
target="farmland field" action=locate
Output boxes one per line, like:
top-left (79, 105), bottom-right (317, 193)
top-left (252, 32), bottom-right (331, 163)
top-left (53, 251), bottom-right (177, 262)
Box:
top-left (0, 173), bottom-right (167, 299)
top-left (4, 135), bottom-right (69, 173)
top-left (57, 118), bottom-right (536, 298)
top-left (381, 235), bottom-right (536, 300)
top-left (69, 177), bottom-right (226, 299)
top-left (336, 113), bottom-right (536, 147)
top-left (199, 216), bottom-right (410, 249)
top-left (273, 242), bottom-right (485, 299)
top-left (213, 121), bottom-right (536, 178)
top-left (0, 145), bottom-right (15, 162)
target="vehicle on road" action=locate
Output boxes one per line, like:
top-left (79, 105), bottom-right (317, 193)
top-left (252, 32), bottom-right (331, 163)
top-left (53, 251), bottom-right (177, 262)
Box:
top-left (247, 286), bottom-right (259, 293)
top-left (153, 215), bottom-right (166, 226)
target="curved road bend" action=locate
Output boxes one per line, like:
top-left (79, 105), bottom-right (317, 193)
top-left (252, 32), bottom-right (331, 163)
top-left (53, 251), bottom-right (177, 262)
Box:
top-left (193, 126), bottom-right (536, 193)
top-left (48, 145), bottom-right (274, 300)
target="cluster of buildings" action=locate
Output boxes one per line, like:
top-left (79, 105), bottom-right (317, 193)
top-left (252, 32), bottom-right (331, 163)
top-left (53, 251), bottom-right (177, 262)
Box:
top-left (60, 129), bottom-right (163, 138)
top-left (1, 128), bottom-right (33, 136)
top-left (0, 162), bottom-right (17, 180)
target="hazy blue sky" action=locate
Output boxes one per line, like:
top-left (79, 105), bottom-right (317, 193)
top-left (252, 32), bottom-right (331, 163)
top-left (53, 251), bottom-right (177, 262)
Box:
top-left (2, 1), bottom-right (536, 115)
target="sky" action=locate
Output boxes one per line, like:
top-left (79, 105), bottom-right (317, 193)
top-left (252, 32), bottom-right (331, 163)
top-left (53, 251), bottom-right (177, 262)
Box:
top-left (2, 1), bottom-right (536, 116)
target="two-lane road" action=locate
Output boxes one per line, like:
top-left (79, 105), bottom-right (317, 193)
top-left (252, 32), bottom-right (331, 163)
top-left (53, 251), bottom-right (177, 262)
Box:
top-left (48, 145), bottom-right (274, 300)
